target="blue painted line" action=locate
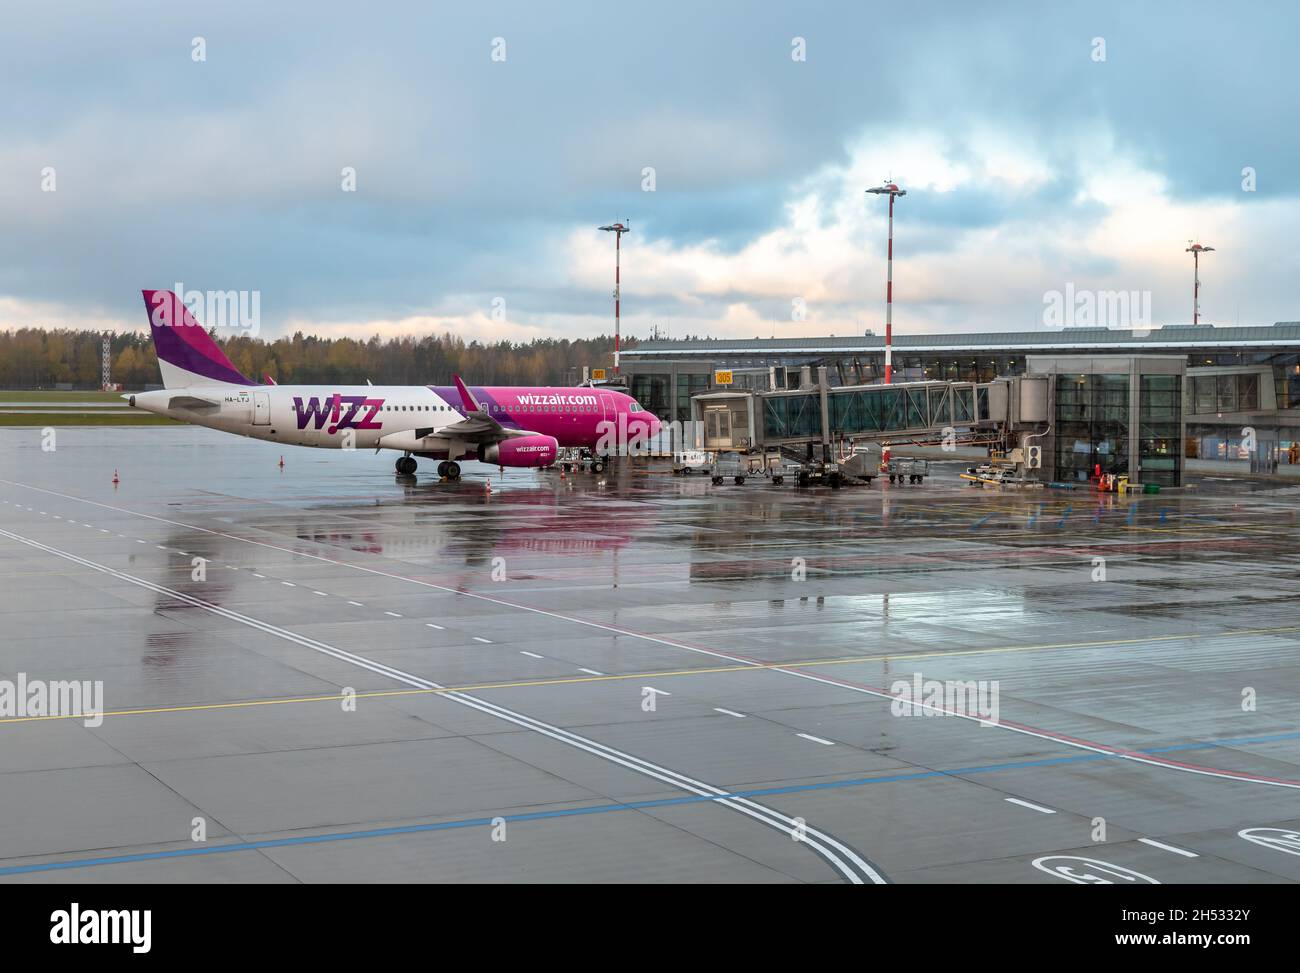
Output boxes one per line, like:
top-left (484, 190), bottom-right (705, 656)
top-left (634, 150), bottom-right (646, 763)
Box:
top-left (5, 728), bottom-right (1299, 877)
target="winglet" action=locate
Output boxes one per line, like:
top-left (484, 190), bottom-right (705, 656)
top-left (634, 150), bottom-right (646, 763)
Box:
top-left (452, 374), bottom-right (483, 413)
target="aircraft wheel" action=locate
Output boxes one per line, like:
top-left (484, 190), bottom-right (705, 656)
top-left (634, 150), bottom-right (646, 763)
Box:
top-left (591, 460), bottom-right (604, 474)
top-left (437, 461), bottom-right (449, 477)
top-left (772, 475), bottom-right (784, 485)
top-left (397, 456), bottom-right (417, 475)
top-left (712, 476), bottom-right (723, 485)
top-left (734, 476), bottom-right (745, 485)
top-left (446, 461), bottom-right (460, 479)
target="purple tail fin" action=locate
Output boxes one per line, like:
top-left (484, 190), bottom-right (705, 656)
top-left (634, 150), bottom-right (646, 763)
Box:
top-left (142, 289), bottom-right (254, 388)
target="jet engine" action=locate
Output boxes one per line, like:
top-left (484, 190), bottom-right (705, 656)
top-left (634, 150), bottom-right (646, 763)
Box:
top-left (478, 435), bottom-right (559, 468)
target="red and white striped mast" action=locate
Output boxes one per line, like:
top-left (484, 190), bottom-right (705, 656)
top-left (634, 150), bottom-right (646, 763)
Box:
top-left (866, 182), bottom-right (907, 384)
top-left (599, 222), bottom-right (630, 376)
top-left (1185, 241), bottom-right (1214, 326)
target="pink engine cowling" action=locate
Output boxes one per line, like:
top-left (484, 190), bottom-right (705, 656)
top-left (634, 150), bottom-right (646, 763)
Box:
top-left (478, 435), bottom-right (559, 467)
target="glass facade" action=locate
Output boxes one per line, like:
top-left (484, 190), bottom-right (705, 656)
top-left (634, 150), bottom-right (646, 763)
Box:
top-left (1138, 374), bottom-right (1182, 486)
top-left (1053, 374), bottom-right (1130, 483)
top-left (1187, 372), bottom-right (1260, 414)
top-left (675, 372), bottom-right (709, 423)
top-left (629, 373), bottom-right (671, 419)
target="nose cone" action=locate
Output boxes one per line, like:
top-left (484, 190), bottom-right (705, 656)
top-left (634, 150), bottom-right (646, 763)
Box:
top-left (629, 411), bottom-right (660, 439)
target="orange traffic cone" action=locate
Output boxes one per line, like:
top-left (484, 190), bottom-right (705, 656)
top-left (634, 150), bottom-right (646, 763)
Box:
top-left (111, 469), bottom-right (120, 485)
top-left (485, 479), bottom-right (492, 495)
top-left (278, 456), bottom-right (285, 469)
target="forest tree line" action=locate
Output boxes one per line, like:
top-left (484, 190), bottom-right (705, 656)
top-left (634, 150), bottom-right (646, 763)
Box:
top-left (0, 328), bottom-right (647, 389)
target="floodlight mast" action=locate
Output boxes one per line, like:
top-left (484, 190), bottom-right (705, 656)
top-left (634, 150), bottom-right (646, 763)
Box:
top-left (866, 183), bottom-right (907, 384)
top-left (1185, 241), bottom-right (1215, 326)
top-left (599, 222), bottom-right (630, 375)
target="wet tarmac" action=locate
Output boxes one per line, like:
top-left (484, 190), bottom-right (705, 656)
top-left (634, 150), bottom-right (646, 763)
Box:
top-left (1, 426), bottom-right (1299, 884)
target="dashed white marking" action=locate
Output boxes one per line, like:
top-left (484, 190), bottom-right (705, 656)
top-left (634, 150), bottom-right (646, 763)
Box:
top-left (714, 708), bottom-right (747, 718)
top-left (135, 539), bottom-right (146, 544)
top-left (313, 591), bottom-right (329, 597)
top-left (578, 667), bottom-right (603, 676)
top-left (797, 733), bottom-right (835, 746)
top-left (384, 611), bottom-right (402, 617)
top-left (1139, 837), bottom-right (1198, 858)
top-left (1005, 798), bottom-right (1056, 814)
top-left (176, 550), bottom-right (188, 555)
top-left (520, 651), bottom-right (544, 659)
top-left (347, 600), bottom-right (363, 607)
top-left (472, 636), bottom-right (492, 644)
top-left (252, 573), bottom-right (266, 579)
top-left (424, 623), bottom-right (444, 630)
top-left (281, 581), bottom-right (296, 587)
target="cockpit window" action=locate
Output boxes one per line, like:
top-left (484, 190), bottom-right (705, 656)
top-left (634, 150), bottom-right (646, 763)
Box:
top-left (629, 402), bottom-right (641, 412)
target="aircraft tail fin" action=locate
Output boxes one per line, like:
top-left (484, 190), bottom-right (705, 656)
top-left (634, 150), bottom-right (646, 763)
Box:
top-left (141, 289), bottom-right (254, 389)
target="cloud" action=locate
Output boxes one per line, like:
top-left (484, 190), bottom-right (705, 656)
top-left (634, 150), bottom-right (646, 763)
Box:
top-left (0, 1), bottom-right (1297, 341)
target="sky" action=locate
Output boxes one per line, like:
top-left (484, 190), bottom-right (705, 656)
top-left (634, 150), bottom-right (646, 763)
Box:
top-left (1, 0), bottom-right (1298, 343)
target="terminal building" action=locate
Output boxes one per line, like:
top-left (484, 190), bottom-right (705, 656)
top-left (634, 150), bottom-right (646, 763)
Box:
top-left (622, 323), bottom-right (1300, 475)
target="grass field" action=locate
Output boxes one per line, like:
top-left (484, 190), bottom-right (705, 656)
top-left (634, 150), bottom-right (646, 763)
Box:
top-left (0, 390), bottom-right (177, 425)
top-left (0, 412), bottom-right (178, 426)
top-left (0, 390), bottom-right (132, 403)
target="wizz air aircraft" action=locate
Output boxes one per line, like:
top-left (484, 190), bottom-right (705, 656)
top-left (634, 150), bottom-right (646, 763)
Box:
top-left (127, 290), bottom-right (660, 478)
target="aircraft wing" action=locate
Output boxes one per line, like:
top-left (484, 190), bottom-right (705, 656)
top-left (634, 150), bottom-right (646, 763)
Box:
top-left (431, 374), bottom-right (515, 444)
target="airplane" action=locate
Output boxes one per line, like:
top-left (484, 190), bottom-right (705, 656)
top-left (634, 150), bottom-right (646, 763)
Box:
top-left (126, 289), bottom-right (660, 478)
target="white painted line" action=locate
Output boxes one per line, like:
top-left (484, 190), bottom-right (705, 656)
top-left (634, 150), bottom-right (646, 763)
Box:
top-left (714, 708), bottom-right (747, 718)
top-left (100, 529), bottom-right (110, 534)
top-left (472, 636), bottom-right (492, 644)
top-left (645, 687), bottom-right (671, 696)
top-left (313, 591), bottom-right (329, 597)
top-left (347, 600), bottom-right (363, 607)
top-left (520, 651), bottom-right (544, 659)
top-left (797, 733), bottom-right (835, 746)
top-left (155, 545), bottom-right (167, 550)
top-left (136, 539), bottom-right (146, 544)
top-left (424, 623), bottom-right (444, 630)
top-left (281, 581), bottom-right (296, 587)
top-left (1139, 837), bottom-right (1198, 858)
top-left (252, 574), bottom-right (266, 579)
top-left (384, 611), bottom-right (403, 618)
top-left (1005, 798), bottom-right (1056, 814)
top-left (578, 668), bottom-right (603, 676)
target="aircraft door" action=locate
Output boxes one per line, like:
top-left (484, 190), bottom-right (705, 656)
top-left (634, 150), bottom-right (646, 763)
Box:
top-left (253, 391), bottom-right (271, 425)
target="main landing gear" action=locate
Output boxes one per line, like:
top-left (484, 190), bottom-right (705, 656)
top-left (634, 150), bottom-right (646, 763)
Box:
top-left (395, 455), bottom-right (417, 476)
top-left (436, 460), bottom-right (461, 480)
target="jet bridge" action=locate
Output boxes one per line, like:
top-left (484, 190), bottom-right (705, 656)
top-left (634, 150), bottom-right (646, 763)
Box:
top-left (692, 373), bottom-right (1051, 477)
